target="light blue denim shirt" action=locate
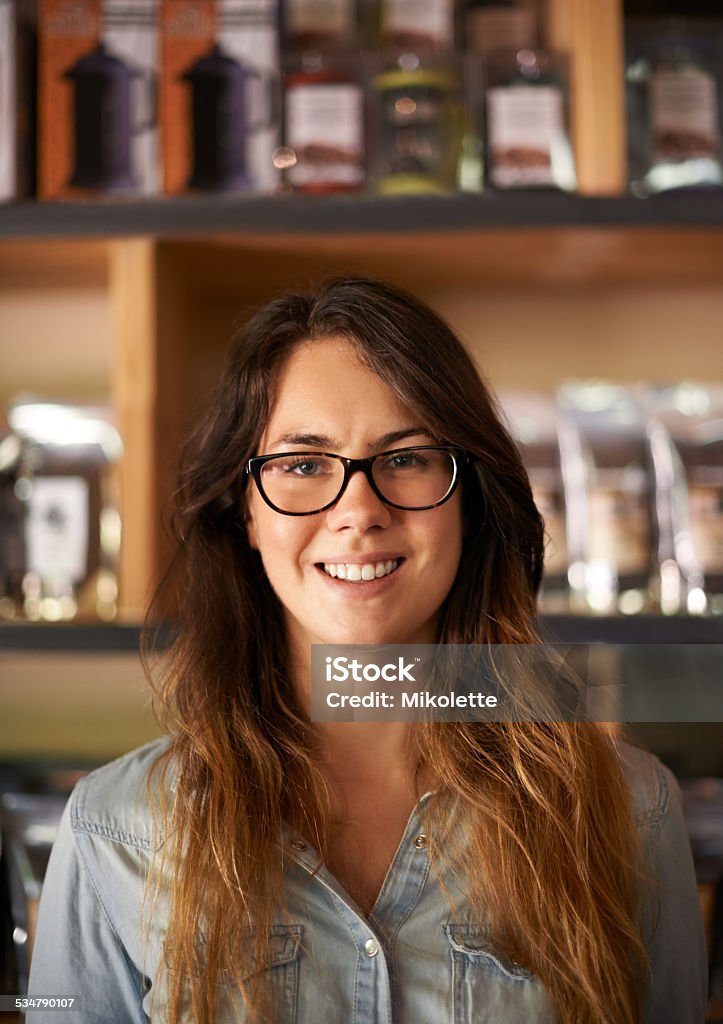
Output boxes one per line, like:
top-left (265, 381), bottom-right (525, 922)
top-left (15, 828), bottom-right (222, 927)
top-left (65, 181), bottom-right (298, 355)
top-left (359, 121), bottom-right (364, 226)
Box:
top-left (28, 736), bottom-right (707, 1023)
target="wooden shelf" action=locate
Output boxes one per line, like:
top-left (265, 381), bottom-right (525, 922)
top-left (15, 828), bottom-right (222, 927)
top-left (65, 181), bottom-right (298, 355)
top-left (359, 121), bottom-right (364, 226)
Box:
top-left (1, 616), bottom-right (721, 651)
top-left (1, 193), bottom-right (723, 240)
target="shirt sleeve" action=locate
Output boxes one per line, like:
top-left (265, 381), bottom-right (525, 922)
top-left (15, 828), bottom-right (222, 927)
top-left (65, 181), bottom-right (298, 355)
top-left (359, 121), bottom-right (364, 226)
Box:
top-left (27, 795), bottom-right (149, 1024)
top-left (642, 761), bottom-right (708, 1024)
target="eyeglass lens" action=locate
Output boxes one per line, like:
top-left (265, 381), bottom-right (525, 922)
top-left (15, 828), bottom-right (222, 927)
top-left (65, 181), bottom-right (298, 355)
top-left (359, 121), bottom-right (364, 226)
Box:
top-left (258, 448), bottom-right (456, 513)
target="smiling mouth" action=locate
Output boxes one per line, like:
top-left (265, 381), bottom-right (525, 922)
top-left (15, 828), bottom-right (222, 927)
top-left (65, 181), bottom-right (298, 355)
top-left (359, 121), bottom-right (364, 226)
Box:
top-left (318, 559), bottom-right (402, 582)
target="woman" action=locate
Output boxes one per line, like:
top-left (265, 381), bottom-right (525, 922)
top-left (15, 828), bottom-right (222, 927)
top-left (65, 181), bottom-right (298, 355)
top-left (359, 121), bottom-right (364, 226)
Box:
top-left (28, 277), bottom-right (707, 1023)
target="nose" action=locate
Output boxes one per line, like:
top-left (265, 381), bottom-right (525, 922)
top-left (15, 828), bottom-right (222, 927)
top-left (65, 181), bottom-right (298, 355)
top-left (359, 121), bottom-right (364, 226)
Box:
top-left (325, 466), bottom-right (393, 532)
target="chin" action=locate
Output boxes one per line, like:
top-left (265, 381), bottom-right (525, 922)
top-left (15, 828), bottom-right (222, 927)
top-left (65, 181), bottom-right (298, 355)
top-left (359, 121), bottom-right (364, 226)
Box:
top-left (332, 625), bottom-right (428, 647)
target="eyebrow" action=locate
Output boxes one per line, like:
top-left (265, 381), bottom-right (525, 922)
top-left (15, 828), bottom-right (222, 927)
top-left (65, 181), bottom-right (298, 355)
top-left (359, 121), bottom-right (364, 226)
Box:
top-left (266, 427), bottom-right (433, 452)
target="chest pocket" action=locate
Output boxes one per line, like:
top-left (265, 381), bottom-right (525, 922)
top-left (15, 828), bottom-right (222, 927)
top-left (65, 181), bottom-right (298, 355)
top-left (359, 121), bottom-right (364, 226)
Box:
top-left (217, 924), bottom-right (303, 1024)
top-left (445, 924), bottom-right (557, 1024)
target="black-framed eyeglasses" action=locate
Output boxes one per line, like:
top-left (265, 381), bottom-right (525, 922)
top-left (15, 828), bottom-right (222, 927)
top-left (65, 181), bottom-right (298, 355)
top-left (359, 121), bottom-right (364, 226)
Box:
top-left (246, 445), bottom-right (469, 516)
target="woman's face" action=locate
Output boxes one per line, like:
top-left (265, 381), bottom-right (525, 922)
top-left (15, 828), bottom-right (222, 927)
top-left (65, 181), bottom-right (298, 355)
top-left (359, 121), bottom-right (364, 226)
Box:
top-left (245, 337), bottom-right (463, 654)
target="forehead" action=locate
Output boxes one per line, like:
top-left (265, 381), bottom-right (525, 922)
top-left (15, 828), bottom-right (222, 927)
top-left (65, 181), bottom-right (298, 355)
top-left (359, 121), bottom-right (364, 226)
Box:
top-left (261, 337), bottom-right (417, 444)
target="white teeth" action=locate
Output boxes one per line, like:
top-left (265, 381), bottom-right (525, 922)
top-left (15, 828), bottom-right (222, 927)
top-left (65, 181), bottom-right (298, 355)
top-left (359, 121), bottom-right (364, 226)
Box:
top-left (322, 559), bottom-right (399, 582)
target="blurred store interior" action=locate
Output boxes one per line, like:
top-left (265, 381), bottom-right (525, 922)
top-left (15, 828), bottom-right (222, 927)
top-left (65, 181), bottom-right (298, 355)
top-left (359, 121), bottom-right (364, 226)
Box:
top-left (1, 0), bottom-right (723, 1013)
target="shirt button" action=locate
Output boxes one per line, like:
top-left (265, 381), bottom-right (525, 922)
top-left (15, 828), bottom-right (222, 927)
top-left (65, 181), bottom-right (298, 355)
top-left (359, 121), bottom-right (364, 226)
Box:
top-left (364, 938), bottom-right (379, 957)
top-left (413, 833), bottom-right (428, 849)
top-left (290, 839), bottom-right (307, 851)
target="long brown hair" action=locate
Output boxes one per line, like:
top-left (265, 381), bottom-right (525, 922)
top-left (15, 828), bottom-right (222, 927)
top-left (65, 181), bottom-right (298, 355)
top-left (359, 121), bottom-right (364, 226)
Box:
top-left (144, 277), bottom-right (651, 1023)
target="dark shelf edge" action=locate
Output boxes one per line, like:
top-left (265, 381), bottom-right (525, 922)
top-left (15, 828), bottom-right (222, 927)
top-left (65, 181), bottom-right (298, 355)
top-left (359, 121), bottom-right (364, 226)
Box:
top-left (541, 614), bottom-right (723, 645)
top-left (0, 615), bottom-right (721, 651)
top-left (0, 623), bottom-right (146, 652)
top-left (2, 192), bottom-right (723, 239)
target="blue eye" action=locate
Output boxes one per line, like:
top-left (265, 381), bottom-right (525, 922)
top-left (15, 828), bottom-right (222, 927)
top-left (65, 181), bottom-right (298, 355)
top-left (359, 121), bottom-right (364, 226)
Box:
top-left (270, 455), bottom-right (336, 477)
top-left (383, 452), bottom-right (426, 470)
top-left (286, 458), bottom-right (322, 475)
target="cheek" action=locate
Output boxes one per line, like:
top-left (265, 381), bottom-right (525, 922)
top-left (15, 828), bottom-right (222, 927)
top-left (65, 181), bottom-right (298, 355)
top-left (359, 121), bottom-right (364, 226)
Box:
top-left (246, 496), bottom-right (313, 570)
top-left (434, 503), bottom-right (464, 594)
top-left (439, 497), bottom-right (464, 560)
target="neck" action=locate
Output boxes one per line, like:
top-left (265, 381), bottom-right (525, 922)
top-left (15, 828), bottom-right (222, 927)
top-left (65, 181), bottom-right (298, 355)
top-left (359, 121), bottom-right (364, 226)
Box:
top-left (287, 633), bottom-right (429, 796)
top-left (316, 721), bottom-right (418, 788)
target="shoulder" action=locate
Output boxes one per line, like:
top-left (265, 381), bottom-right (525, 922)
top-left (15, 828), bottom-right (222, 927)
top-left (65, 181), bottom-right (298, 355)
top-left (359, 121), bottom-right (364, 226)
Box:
top-left (615, 739), bottom-right (676, 844)
top-left (70, 736), bottom-right (174, 852)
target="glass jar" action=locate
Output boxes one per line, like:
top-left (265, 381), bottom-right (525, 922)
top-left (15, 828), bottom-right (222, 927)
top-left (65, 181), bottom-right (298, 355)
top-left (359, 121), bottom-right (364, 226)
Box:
top-left (368, 53), bottom-right (464, 193)
top-left (0, 423), bottom-right (24, 620)
top-left (498, 391), bottom-right (570, 612)
top-left (643, 383), bottom-right (723, 616)
top-left (7, 400), bottom-right (123, 622)
top-left (557, 383), bottom-right (655, 616)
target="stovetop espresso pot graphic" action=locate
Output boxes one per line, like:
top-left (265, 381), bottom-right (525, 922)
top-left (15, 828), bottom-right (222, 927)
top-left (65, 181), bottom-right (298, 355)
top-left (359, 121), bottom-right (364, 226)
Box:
top-left (63, 42), bottom-right (154, 191)
top-left (182, 42), bottom-right (274, 191)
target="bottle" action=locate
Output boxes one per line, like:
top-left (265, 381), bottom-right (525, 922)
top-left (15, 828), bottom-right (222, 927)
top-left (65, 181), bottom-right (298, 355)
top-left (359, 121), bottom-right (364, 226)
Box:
top-left (279, 52), bottom-right (365, 192)
top-left (642, 21), bottom-right (722, 193)
top-left (485, 47), bottom-right (576, 191)
top-left (378, 0), bottom-right (457, 54)
top-left (284, 0), bottom-right (358, 52)
top-left (466, 0), bottom-right (534, 57)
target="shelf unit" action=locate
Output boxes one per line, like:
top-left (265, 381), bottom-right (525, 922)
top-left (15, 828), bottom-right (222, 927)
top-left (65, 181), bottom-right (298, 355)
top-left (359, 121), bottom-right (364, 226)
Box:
top-left (3, 192), bottom-right (723, 237)
top-left (2, 5), bottom-right (723, 1013)
top-left (3, 196), bottom-right (723, 617)
top-left (1, 0), bottom-right (723, 763)
top-left (0, 615), bottom-right (722, 650)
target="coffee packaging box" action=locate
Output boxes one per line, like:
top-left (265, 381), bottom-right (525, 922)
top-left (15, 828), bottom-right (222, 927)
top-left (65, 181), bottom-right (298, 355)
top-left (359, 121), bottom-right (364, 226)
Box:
top-left (0, 0), bottom-right (36, 201)
top-left (160, 0), bottom-right (279, 194)
top-left (38, 0), bottom-right (159, 198)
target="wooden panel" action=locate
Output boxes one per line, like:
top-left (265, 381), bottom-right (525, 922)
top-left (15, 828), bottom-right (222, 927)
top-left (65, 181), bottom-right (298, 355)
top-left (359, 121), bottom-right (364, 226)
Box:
top-left (0, 652), bottom-right (160, 758)
top-left (440, 283), bottom-right (723, 389)
top-left (0, 242), bottom-right (111, 407)
top-left (109, 240), bottom-right (160, 621)
top-left (544, 0), bottom-right (627, 195)
top-left (174, 227), bottom-right (723, 289)
top-left (152, 242), bottom-right (205, 607)
top-left (111, 241), bottom-right (230, 619)
top-left (0, 286), bottom-right (112, 405)
top-left (156, 233), bottom-right (723, 412)
top-left (0, 240), bottom-right (108, 289)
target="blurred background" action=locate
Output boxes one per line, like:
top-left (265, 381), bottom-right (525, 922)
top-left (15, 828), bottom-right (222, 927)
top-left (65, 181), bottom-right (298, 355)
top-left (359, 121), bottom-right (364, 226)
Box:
top-left (1, 0), bottom-right (723, 1015)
